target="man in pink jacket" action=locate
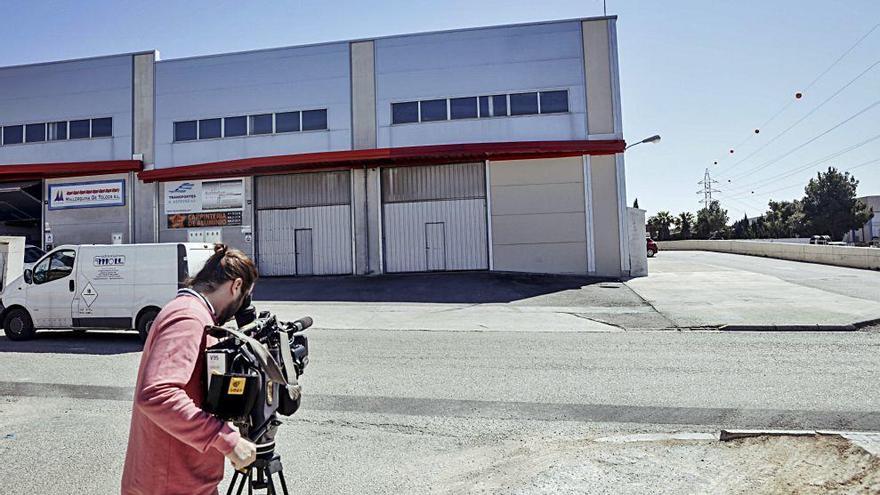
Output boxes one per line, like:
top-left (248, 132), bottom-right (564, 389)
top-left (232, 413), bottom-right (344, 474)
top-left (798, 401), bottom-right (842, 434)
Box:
top-left (122, 244), bottom-right (259, 495)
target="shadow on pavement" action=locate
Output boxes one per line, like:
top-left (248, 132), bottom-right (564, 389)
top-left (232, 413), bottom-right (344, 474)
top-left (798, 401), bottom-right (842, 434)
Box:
top-left (0, 330), bottom-right (142, 355)
top-left (253, 271), bottom-right (613, 303)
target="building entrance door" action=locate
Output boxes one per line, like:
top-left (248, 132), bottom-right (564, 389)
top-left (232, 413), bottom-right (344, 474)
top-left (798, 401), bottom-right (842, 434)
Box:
top-left (425, 222), bottom-right (446, 271)
top-left (294, 228), bottom-right (314, 276)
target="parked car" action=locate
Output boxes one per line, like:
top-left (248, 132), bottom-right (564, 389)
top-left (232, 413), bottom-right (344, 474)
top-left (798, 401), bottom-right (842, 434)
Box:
top-left (809, 235), bottom-right (831, 245)
top-left (870, 237), bottom-right (879, 248)
top-left (646, 237), bottom-right (659, 258)
top-left (23, 245), bottom-right (45, 271)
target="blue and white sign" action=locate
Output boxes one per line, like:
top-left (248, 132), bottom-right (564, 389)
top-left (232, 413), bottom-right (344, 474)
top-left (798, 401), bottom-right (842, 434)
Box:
top-left (164, 179), bottom-right (244, 215)
top-left (48, 180), bottom-right (126, 210)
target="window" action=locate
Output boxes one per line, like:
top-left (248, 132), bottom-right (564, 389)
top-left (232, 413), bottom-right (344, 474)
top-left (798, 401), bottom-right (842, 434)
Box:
top-left (392, 102), bottom-right (419, 124)
top-left (491, 95), bottom-right (508, 117)
top-left (91, 117), bottom-right (112, 137)
top-left (450, 97), bottom-right (478, 120)
top-left (539, 90), bottom-right (569, 114)
top-left (224, 116), bottom-right (247, 137)
top-left (479, 96), bottom-right (490, 117)
top-left (32, 249), bottom-right (75, 285)
top-left (25, 123), bottom-right (45, 143)
top-left (24, 247), bottom-right (45, 263)
top-left (174, 121), bottom-right (197, 142)
top-left (301, 109), bottom-right (327, 131)
top-left (2, 125), bottom-right (23, 145)
top-left (69, 119), bottom-right (90, 139)
top-left (419, 99), bottom-right (447, 122)
top-left (48, 122), bottom-right (67, 141)
top-left (509, 92), bottom-right (539, 115)
top-left (249, 114), bottom-right (272, 135)
top-left (276, 111), bottom-right (300, 133)
top-left (198, 118), bottom-right (221, 139)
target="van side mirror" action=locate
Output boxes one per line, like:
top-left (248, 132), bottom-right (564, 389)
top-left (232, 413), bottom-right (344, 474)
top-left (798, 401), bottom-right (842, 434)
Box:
top-left (23, 269), bottom-right (33, 284)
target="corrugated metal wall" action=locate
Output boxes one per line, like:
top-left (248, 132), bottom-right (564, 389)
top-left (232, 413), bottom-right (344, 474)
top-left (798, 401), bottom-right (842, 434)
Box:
top-left (256, 171), bottom-right (352, 276)
top-left (382, 163), bottom-right (485, 203)
top-left (256, 171), bottom-right (351, 208)
top-left (382, 163), bottom-right (488, 273)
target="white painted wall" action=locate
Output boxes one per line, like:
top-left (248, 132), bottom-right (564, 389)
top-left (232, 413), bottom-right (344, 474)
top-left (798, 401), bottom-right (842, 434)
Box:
top-left (627, 207), bottom-right (647, 277)
top-left (154, 43), bottom-right (352, 168)
top-left (659, 240), bottom-right (880, 271)
top-left (375, 21), bottom-right (587, 148)
top-left (0, 54), bottom-right (135, 165)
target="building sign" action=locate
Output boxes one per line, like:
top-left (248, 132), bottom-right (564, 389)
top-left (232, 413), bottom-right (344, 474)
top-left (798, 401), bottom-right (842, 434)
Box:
top-left (48, 180), bottom-right (125, 210)
top-left (167, 211), bottom-right (243, 229)
top-left (164, 179), bottom-right (244, 215)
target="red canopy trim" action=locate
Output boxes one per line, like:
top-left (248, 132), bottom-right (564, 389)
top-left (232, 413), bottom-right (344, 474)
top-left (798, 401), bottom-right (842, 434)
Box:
top-left (0, 160), bottom-right (143, 181)
top-left (139, 140), bottom-right (625, 182)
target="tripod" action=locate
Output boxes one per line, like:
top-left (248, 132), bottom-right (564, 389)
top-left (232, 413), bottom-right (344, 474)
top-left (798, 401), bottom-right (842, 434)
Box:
top-left (226, 450), bottom-right (289, 495)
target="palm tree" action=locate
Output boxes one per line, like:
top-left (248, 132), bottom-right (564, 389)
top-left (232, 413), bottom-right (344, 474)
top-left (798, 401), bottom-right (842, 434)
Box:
top-left (652, 211), bottom-right (674, 240)
top-left (674, 212), bottom-right (695, 239)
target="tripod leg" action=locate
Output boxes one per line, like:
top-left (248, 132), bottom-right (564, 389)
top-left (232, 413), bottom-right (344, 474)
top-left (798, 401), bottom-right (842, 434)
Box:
top-left (227, 470), bottom-right (240, 495)
top-left (265, 471), bottom-right (276, 495)
top-left (234, 468), bottom-right (249, 495)
top-left (277, 470), bottom-right (290, 495)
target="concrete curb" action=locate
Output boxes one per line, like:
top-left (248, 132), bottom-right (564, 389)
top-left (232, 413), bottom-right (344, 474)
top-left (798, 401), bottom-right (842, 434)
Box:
top-left (719, 324), bottom-right (858, 332)
top-left (717, 317), bottom-right (880, 332)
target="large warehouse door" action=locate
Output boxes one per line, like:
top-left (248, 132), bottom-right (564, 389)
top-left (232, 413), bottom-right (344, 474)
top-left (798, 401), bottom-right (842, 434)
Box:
top-left (256, 171), bottom-right (352, 276)
top-left (0, 181), bottom-right (43, 246)
top-left (382, 163), bottom-right (488, 273)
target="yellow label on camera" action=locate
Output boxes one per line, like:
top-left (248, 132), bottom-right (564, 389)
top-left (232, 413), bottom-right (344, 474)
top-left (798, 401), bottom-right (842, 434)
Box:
top-left (228, 377), bottom-right (246, 395)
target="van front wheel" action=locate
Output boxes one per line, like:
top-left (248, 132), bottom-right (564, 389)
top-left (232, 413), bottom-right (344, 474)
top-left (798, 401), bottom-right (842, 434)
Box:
top-left (137, 309), bottom-right (159, 343)
top-left (4, 308), bottom-right (35, 341)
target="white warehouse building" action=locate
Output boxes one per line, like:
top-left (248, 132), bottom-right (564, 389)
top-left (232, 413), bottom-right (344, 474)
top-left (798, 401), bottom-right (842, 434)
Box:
top-left (0, 16), bottom-right (644, 278)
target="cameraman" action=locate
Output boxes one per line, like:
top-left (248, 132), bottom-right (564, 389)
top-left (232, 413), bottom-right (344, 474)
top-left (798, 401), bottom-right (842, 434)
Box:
top-left (122, 244), bottom-right (259, 495)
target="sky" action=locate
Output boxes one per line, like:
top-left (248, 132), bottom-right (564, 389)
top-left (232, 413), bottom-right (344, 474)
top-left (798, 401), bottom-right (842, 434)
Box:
top-left (1, 0), bottom-right (879, 220)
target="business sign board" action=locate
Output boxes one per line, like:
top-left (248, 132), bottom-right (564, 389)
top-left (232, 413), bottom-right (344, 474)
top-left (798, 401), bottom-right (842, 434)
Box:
top-left (48, 180), bottom-right (126, 210)
top-left (167, 211), bottom-right (243, 229)
top-left (164, 179), bottom-right (244, 215)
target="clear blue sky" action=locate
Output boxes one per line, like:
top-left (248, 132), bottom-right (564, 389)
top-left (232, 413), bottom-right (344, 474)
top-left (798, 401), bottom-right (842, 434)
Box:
top-left (2, 0), bottom-right (879, 219)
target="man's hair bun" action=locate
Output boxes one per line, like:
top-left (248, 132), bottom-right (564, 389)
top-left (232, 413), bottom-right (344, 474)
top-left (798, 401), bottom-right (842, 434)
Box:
top-left (214, 243), bottom-right (229, 256)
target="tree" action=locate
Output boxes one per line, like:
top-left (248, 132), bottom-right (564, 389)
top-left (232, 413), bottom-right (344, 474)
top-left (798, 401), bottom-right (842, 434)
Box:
top-left (648, 211), bottom-right (674, 240)
top-left (633, 198), bottom-right (640, 209)
top-left (764, 199), bottom-right (807, 238)
top-left (732, 213), bottom-right (751, 239)
top-left (802, 167), bottom-right (873, 240)
top-left (695, 200), bottom-right (729, 239)
top-left (674, 212), bottom-right (695, 239)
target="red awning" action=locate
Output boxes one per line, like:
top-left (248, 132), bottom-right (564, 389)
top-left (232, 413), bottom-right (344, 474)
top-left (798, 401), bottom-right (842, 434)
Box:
top-left (139, 140), bottom-right (625, 182)
top-left (0, 160), bottom-right (143, 181)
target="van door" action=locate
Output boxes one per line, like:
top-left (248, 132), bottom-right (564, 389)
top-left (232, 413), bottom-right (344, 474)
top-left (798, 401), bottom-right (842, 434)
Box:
top-left (27, 248), bottom-right (77, 328)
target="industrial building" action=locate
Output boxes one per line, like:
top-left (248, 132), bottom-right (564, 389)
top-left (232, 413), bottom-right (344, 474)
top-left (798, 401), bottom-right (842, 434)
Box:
top-left (0, 16), bottom-right (644, 278)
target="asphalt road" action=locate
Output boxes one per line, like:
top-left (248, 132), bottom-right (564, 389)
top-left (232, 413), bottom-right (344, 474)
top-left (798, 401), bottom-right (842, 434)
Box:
top-left (1, 326), bottom-right (878, 494)
top-left (1, 252), bottom-right (879, 493)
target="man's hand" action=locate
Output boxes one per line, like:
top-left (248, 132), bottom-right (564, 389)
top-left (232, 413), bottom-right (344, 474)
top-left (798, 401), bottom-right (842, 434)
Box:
top-left (226, 437), bottom-right (257, 471)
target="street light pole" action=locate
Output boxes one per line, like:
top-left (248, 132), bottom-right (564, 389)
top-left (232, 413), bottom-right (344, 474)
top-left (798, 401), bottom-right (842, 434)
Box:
top-left (625, 134), bottom-right (661, 151)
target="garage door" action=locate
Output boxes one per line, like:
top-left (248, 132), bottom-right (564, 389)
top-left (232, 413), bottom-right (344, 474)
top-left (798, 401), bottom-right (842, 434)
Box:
top-left (382, 163), bottom-right (488, 273)
top-left (256, 171), bottom-right (352, 276)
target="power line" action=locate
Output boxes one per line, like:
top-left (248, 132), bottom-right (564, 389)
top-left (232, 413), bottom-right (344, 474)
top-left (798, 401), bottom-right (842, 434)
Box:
top-left (725, 131), bottom-right (880, 195)
top-left (696, 168), bottom-right (720, 209)
top-left (719, 57), bottom-right (880, 177)
top-left (711, 22), bottom-right (879, 169)
top-left (724, 98), bottom-right (880, 182)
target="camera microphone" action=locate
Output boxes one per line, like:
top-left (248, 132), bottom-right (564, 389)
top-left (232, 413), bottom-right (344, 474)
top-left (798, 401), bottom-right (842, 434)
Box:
top-left (291, 317), bottom-right (313, 333)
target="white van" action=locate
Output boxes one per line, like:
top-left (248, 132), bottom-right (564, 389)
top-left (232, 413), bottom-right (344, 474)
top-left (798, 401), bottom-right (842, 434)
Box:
top-left (0, 243), bottom-right (216, 341)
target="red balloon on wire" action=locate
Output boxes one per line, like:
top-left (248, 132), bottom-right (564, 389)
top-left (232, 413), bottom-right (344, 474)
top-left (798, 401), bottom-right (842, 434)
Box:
top-left (795, 92), bottom-right (803, 99)
top-left (729, 149), bottom-right (735, 154)
top-left (754, 129), bottom-right (760, 134)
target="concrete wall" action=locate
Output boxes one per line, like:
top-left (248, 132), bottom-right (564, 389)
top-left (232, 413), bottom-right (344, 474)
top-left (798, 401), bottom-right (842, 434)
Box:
top-left (154, 43), bottom-right (351, 168)
top-left (627, 207), bottom-right (647, 277)
top-left (375, 21), bottom-right (588, 147)
top-left (44, 173), bottom-right (132, 246)
top-left (582, 18), bottom-right (619, 137)
top-left (588, 154), bottom-right (622, 276)
top-left (0, 54), bottom-right (136, 164)
top-left (659, 240), bottom-right (880, 271)
top-left (489, 156), bottom-right (587, 274)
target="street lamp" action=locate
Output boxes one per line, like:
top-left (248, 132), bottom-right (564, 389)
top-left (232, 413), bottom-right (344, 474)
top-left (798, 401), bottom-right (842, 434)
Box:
top-left (625, 134), bottom-right (661, 150)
